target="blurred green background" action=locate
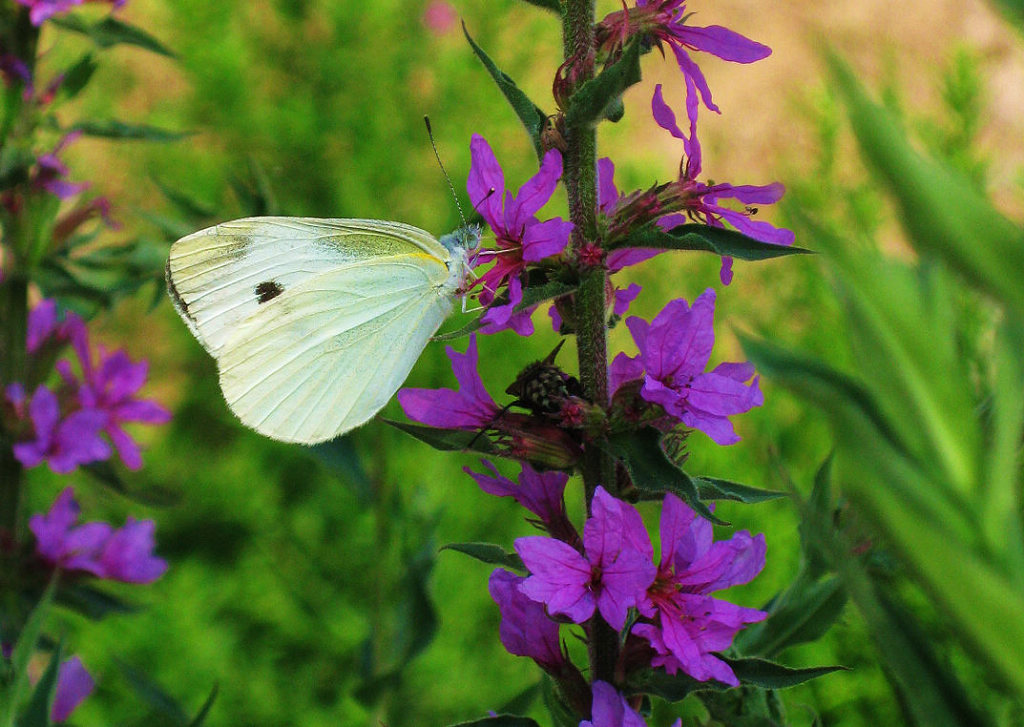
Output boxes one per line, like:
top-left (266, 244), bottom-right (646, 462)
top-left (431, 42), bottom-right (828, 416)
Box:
top-left (19, 0), bottom-right (1024, 725)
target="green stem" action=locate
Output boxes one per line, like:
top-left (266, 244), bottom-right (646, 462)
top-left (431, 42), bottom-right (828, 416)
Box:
top-left (563, 0), bottom-right (619, 686)
top-left (0, 275), bottom-right (28, 534)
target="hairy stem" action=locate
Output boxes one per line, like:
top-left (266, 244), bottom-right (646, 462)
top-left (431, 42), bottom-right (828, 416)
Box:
top-left (0, 275), bottom-right (28, 534)
top-left (563, 0), bottom-right (618, 686)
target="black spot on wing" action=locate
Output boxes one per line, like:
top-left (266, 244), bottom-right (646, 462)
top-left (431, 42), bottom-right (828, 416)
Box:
top-left (255, 280), bottom-right (285, 304)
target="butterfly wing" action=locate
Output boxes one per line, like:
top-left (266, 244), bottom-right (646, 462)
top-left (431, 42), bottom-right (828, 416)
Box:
top-left (166, 217), bottom-right (450, 357)
top-left (215, 254), bottom-right (453, 443)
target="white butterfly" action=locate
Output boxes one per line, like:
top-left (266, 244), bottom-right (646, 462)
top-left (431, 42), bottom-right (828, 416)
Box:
top-left (166, 217), bottom-right (479, 444)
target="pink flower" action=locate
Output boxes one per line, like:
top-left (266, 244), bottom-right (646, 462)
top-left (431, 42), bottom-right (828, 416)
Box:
top-left (57, 322), bottom-right (171, 470)
top-left (29, 487), bottom-right (167, 584)
top-left (632, 493), bottom-right (767, 686)
top-left (467, 134), bottom-right (573, 335)
top-left (610, 289), bottom-right (762, 445)
top-left (516, 487), bottom-right (656, 629)
top-left (9, 384), bottom-right (110, 474)
top-left (51, 656), bottom-right (95, 723)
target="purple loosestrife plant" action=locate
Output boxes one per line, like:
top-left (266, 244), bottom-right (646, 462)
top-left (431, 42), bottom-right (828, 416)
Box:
top-left (382, 0), bottom-right (839, 720)
top-left (0, 4), bottom-right (178, 722)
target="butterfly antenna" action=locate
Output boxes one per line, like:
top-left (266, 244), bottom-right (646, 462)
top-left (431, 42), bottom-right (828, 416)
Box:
top-left (425, 116), bottom-right (468, 229)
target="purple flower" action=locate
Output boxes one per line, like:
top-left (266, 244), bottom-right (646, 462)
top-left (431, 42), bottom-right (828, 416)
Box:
top-left (651, 84), bottom-right (793, 285)
top-left (599, 158), bottom-right (663, 273)
top-left (581, 681), bottom-right (667, 727)
top-left (467, 134), bottom-right (574, 335)
top-left (29, 487), bottom-right (168, 584)
top-left (465, 460), bottom-right (576, 542)
top-left (596, 0), bottom-right (770, 122)
top-left (58, 323), bottom-right (171, 470)
top-left (26, 299), bottom-right (84, 354)
top-left (489, 568), bottom-right (565, 669)
top-left (609, 288), bottom-right (762, 445)
top-left (516, 487), bottom-right (656, 629)
top-left (51, 656), bottom-right (95, 722)
top-left (34, 132), bottom-right (88, 200)
top-left (11, 385), bottom-right (110, 474)
top-left (398, 334), bottom-right (500, 429)
top-left (632, 493), bottom-right (766, 686)
top-left (15, 0), bottom-right (126, 26)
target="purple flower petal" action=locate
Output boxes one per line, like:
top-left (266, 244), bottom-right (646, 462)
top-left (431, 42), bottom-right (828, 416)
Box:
top-left (613, 283), bottom-right (642, 317)
top-left (398, 334), bottom-right (500, 428)
top-left (516, 535), bottom-right (596, 623)
top-left (509, 148), bottom-right (563, 230)
top-left (98, 517), bottom-right (168, 583)
top-left (51, 656), bottom-right (94, 723)
top-left (652, 84), bottom-right (687, 141)
top-left (606, 248), bottom-right (663, 272)
top-left (467, 134), bottom-right (505, 233)
top-left (609, 353), bottom-right (644, 396)
top-left (671, 24), bottom-right (772, 64)
top-left (488, 568), bottom-right (563, 667)
top-left (597, 157), bottom-right (619, 212)
top-left (580, 681), bottom-right (648, 727)
top-left (464, 459), bottom-right (568, 528)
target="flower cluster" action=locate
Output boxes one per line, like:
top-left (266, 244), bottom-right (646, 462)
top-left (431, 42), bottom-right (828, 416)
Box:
top-left (29, 487), bottom-right (168, 584)
top-left (486, 479), bottom-right (766, 688)
top-left (5, 299), bottom-right (170, 474)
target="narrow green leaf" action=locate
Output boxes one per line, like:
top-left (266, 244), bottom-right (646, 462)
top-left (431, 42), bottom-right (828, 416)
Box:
top-left (618, 223), bottom-right (812, 260)
top-left (59, 54), bottom-right (97, 100)
top-left (52, 15), bottom-right (176, 57)
top-left (399, 544), bottom-right (439, 662)
top-left (722, 657), bottom-right (847, 689)
top-left (451, 717), bottom-right (541, 727)
top-left (117, 660), bottom-right (190, 723)
top-left (828, 52), bottom-right (1024, 317)
top-left (83, 461), bottom-right (180, 507)
top-left (434, 281), bottom-right (576, 342)
top-left (606, 428), bottom-right (721, 524)
top-left (186, 684), bottom-right (219, 727)
top-left (565, 39), bottom-right (642, 129)
top-left (55, 583), bottom-right (137, 620)
top-left (736, 576), bottom-right (847, 657)
top-left (517, 0), bottom-right (562, 13)
top-left (70, 120), bottom-right (189, 142)
top-left (309, 437), bottom-right (372, 504)
top-left (694, 477), bottom-right (787, 504)
top-left (151, 175), bottom-right (216, 219)
top-left (384, 419), bottom-right (499, 455)
top-left (441, 542), bottom-right (525, 571)
top-left (16, 643), bottom-right (62, 727)
top-left (6, 579), bottom-right (57, 725)
top-left (463, 23), bottom-right (547, 160)
top-left (630, 668), bottom-right (704, 701)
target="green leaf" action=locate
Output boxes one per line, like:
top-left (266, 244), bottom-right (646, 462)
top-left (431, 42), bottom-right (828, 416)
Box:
top-left (117, 660), bottom-right (190, 723)
top-left (566, 38), bottom-right (642, 129)
top-left (151, 175), bottom-right (217, 219)
top-left (441, 542), bottom-right (525, 571)
top-left (722, 657), bottom-right (847, 689)
top-left (70, 120), bottom-right (190, 142)
top-left (619, 223), bottom-right (812, 261)
top-left (186, 684), bottom-right (219, 727)
top-left (55, 582), bottom-right (137, 620)
top-left (16, 643), bottom-right (62, 727)
top-left (463, 23), bottom-right (548, 160)
top-left (828, 52), bottom-right (1024, 317)
top-left (384, 419), bottom-right (500, 455)
top-left (434, 281), bottom-right (576, 342)
top-left (51, 15), bottom-right (176, 57)
top-left (309, 437), bottom-right (372, 504)
top-left (450, 717), bottom-right (541, 727)
top-left (735, 576), bottom-right (847, 657)
top-left (694, 477), bottom-right (787, 504)
top-left (517, 0), bottom-right (562, 13)
top-left (605, 428), bottom-right (721, 524)
top-left (5, 579), bottom-right (57, 726)
top-left (83, 461), bottom-right (180, 507)
top-left (630, 668), bottom-right (705, 702)
top-left (59, 54), bottom-right (97, 100)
